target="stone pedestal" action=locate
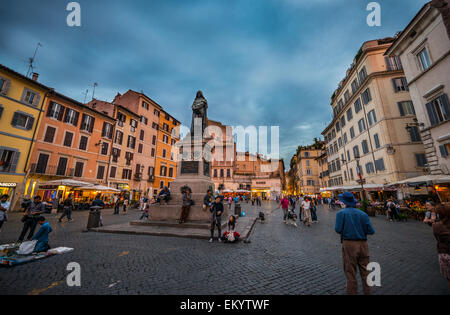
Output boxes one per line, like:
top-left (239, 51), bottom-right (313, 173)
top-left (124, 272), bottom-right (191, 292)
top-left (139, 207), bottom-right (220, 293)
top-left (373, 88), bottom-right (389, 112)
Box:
top-left (148, 137), bottom-right (227, 224)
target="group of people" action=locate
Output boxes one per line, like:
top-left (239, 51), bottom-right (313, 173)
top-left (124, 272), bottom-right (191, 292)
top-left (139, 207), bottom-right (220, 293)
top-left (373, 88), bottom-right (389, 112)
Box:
top-left (278, 195), bottom-right (319, 227)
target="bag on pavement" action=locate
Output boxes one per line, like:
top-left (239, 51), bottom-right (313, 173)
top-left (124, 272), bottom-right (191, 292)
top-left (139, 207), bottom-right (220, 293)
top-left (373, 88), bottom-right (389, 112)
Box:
top-left (17, 240), bottom-right (38, 255)
top-left (227, 231), bottom-right (235, 242)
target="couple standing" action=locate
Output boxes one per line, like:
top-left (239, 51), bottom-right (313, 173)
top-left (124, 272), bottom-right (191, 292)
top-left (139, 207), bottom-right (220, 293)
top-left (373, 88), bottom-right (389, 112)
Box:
top-left (204, 190), bottom-right (223, 243)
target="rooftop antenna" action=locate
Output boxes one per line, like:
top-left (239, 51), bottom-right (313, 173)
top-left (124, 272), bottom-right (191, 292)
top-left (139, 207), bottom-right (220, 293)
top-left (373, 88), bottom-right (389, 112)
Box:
top-left (26, 42), bottom-right (42, 78)
top-left (92, 82), bottom-right (98, 100)
top-left (83, 89), bottom-right (89, 104)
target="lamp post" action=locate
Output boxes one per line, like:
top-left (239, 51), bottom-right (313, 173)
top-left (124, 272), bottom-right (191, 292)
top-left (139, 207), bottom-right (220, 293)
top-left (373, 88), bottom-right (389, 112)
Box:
top-left (354, 153), bottom-right (366, 201)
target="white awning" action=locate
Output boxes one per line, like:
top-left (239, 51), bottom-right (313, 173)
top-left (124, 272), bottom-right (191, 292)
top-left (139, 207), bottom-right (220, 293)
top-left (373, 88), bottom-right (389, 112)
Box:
top-left (74, 185), bottom-right (120, 193)
top-left (391, 175), bottom-right (450, 185)
top-left (39, 179), bottom-right (93, 187)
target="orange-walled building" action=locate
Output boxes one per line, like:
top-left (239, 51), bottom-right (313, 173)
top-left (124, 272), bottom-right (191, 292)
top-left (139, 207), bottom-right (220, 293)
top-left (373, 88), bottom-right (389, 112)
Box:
top-left (28, 92), bottom-right (116, 202)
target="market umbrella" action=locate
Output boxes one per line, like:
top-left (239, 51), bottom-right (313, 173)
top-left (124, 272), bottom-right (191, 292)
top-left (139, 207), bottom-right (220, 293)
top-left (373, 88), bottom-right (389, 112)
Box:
top-left (74, 185), bottom-right (120, 193)
top-left (38, 179), bottom-right (94, 187)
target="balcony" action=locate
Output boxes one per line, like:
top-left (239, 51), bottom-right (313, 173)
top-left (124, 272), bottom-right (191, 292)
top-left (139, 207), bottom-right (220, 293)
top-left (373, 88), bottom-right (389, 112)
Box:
top-left (147, 175), bottom-right (155, 182)
top-left (30, 164), bottom-right (74, 177)
top-left (134, 172), bottom-right (142, 181)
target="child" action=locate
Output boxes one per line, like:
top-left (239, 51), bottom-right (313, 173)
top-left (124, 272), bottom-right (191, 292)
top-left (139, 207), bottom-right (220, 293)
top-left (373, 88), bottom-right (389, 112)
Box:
top-left (32, 216), bottom-right (52, 253)
top-left (223, 215), bottom-right (240, 243)
top-left (140, 202), bottom-right (150, 221)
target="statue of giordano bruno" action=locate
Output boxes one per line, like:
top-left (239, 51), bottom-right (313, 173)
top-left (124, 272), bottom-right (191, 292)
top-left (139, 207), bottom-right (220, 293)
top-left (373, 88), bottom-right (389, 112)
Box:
top-left (190, 91), bottom-right (208, 137)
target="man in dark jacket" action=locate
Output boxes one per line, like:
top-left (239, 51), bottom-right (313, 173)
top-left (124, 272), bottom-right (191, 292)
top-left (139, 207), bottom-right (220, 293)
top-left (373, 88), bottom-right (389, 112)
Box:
top-left (18, 195), bottom-right (45, 242)
top-left (335, 192), bottom-right (375, 295)
top-left (209, 196), bottom-right (223, 243)
top-left (203, 190), bottom-right (213, 211)
top-left (59, 193), bottom-right (74, 222)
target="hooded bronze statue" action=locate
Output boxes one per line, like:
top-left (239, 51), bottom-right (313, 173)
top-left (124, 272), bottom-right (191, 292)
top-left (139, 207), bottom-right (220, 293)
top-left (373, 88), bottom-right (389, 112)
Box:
top-left (190, 91), bottom-right (208, 137)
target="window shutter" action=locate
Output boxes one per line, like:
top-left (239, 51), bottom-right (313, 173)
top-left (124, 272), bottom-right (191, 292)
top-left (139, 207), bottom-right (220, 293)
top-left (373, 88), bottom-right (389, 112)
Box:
top-left (89, 117), bottom-right (95, 133)
top-left (397, 102), bottom-right (405, 116)
top-left (10, 151), bottom-right (20, 173)
top-left (392, 79), bottom-right (398, 92)
top-left (440, 94), bottom-right (450, 120)
top-left (385, 57), bottom-right (392, 71)
top-left (0, 78), bottom-right (11, 95)
top-left (32, 93), bottom-right (41, 107)
top-left (11, 112), bottom-right (19, 126)
top-left (402, 77), bottom-right (409, 91)
top-left (73, 111), bottom-right (80, 126)
top-left (26, 116), bottom-right (35, 130)
top-left (57, 106), bottom-right (65, 121)
top-left (46, 102), bottom-right (54, 117)
top-left (0, 105), bottom-right (3, 119)
top-left (426, 102), bottom-right (438, 126)
top-left (102, 122), bottom-right (106, 137)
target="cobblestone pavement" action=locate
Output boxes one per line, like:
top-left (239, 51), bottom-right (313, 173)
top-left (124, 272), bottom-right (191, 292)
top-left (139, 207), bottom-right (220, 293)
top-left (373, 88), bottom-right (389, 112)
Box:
top-left (0, 202), bottom-right (448, 295)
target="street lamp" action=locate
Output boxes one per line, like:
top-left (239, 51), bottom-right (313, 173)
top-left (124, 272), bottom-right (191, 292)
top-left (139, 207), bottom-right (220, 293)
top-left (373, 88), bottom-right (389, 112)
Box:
top-left (354, 153), bottom-right (366, 200)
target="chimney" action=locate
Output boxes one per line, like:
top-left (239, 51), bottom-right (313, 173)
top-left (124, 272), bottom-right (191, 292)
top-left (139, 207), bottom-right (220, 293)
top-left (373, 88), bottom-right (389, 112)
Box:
top-left (32, 72), bottom-right (39, 81)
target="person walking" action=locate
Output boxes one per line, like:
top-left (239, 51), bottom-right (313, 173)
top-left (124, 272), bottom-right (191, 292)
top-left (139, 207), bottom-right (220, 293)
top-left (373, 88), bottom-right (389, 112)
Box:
top-left (18, 195), bottom-right (45, 242)
top-left (311, 198), bottom-right (318, 223)
top-left (301, 197), bottom-right (312, 227)
top-left (0, 194), bottom-right (10, 232)
top-left (209, 196), bottom-right (224, 243)
top-left (114, 195), bottom-right (121, 215)
top-left (278, 195), bottom-right (290, 224)
top-left (335, 192), bottom-right (375, 295)
top-left (59, 193), bottom-right (74, 222)
top-left (432, 204), bottom-right (450, 292)
top-left (123, 198), bottom-right (128, 214)
top-left (179, 188), bottom-right (192, 224)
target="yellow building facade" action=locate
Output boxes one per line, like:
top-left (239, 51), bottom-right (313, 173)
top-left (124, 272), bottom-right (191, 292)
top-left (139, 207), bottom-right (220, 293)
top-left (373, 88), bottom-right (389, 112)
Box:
top-left (154, 110), bottom-right (179, 194)
top-left (0, 65), bottom-right (51, 209)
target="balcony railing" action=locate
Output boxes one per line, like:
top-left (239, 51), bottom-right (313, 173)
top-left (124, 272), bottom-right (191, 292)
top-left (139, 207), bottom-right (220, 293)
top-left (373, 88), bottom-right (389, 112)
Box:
top-left (30, 164), bottom-right (74, 177)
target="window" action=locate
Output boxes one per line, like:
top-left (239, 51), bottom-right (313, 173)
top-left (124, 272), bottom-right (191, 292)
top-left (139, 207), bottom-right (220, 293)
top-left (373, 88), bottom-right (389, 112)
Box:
top-left (214, 169), bottom-right (218, 177)
top-left (11, 111), bottom-right (34, 130)
top-left (350, 127), bottom-right (355, 139)
top-left (415, 154), bottom-right (427, 167)
top-left (141, 116), bottom-right (148, 125)
top-left (306, 160), bottom-right (310, 166)
top-left (362, 140), bottom-right (369, 154)
top-left (374, 133), bottom-right (381, 149)
top-left (409, 126), bottom-right (421, 142)
top-left (392, 77), bottom-right (409, 92)
top-left (304, 152), bottom-right (310, 158)
top-left (353, 145), bottom-right (360, 159)
top-left (80, 114), bottom-right (95, 133)
top-left (79, 136), bottom-right (88, 150)
top-left (140, 130), bottom-right (145, 141)
top-left (385, 56), bottom-right (403, 71)
top-left (365, 162), bottom-right (375, 174)
top-left (35, 153), bottom-right (49, 174)
top-left (439, 144), bottom-right (449, 158)
top-left (64, 108), bottom-right (79, 126)
top-left (426, 94), bottom-right (450, 126)
top-left (338, 137), bottom-right (343, 148)
top-left (125, 152), bottom-right (134, 165)
top-left (351, 79), bottom-right (359, 94)
top-left (154, 109), bottom-right (160, 117)
top-left (367, 110), bottom-right (377, 126)
top-left (335, 121), bottom-right (340, 132)
top-left (160, 166), bottom-right (167, 177)
top-left (122, 169), bottom-right (132, 180)
top-left (375, 158), bottom-right (385, 171)
top-left (127, 136), bottom-right (136, 149)
top-left (152, 135), bottom-right (157, 145)
top-left (227, 169), bottom-right (231, 177)
top-left (417, 48), bottom-right (431, 71)
top-left (358, 118), bottom-right (366, 133)
top-left (350, 168), bottom-right (354, 180)
top-left (44, 126), bottom-right (56, 143)
top-left (74, 161), bottom-right (84, 177)
top-left (220, 169), bottom-right (224, 177)
top-left (112, 148), bottom-right (120, 162)
top-left (354, 98), bottom-right (362, 113)
top-left (359, 66), bottom-right (367, 84)
top-left (46, 102), bottom-right (65, 120)
top-left (22, 88), bottom-right (40, 106)
top-left (117, 112), bottom-right (126, 126)
top-left (168, 168), bottom-right (174, 178)
top-left (130, 119), bottom-right (138, 132)
top-left (151, 148), bottom-right (155, 157)
top-left (148, 166), bottom-right (154, 177)
top-left (110, 166), bottom-right (117, 178)
top-left (162, 149), bottom-right (166, 158)
top-left (101, 142), bottom-right (109, 155)
top-left (346, 108), bottom-right (353, 121)
top-left (63, 132), bottom-right (73, 147)
top-left (97, 165), bottom-right (105, 180)
top-left (138, 143), bottom-right (143, 154)
top-left (340, 116), bottom-right (346, 128)
top-left (152, 122), bottom-right (159, 130)
top-left (0, 148), bottom-right (20, 173)
top-left (343, 132), bottom-right (348, 144)
top-left (115, 131), bottom-right (123, 145)
top-left (56, 157), bottom-right (68, 176)
top-left (307, 180), bottom-right (315, 186)
top-left (102, 122), bottom-right (113, 139)
top-left (344, 90), bottom-right (350, 103)
top-left (398, 101), bottom-right (415, 116)
top-left (142, 101), bottom-right (149, 110)
top-left (361, 88), bottom-right (372, 105)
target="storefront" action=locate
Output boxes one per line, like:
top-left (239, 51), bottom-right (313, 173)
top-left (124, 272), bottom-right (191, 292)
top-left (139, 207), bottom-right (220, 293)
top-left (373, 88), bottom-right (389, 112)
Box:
top-left (0, 182), bottom-right (17, 200)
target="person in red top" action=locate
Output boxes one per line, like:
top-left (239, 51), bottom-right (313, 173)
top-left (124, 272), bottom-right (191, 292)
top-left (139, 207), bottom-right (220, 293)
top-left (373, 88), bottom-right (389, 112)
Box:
top-left (278, 195), bottom-right (290, 223)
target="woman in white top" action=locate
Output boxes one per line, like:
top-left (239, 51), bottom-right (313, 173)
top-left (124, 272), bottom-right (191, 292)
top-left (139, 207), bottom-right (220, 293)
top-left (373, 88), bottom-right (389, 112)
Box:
top-left (301, 197), bottom-right (312, 227)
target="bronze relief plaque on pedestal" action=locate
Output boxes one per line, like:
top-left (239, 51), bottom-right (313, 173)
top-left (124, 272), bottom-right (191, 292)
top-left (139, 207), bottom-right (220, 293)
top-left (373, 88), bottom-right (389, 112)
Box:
top-left (181, 161), bottom-right (199, 174)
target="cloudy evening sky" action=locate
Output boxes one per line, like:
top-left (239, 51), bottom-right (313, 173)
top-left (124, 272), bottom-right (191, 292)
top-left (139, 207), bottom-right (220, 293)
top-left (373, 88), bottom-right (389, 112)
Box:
top-left (0, 0), bottom-right (428, 168)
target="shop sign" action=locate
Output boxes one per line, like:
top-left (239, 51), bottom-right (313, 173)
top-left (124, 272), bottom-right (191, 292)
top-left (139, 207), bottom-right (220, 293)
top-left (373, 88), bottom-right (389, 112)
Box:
top-left (0, 182), bottom-right (17, 187)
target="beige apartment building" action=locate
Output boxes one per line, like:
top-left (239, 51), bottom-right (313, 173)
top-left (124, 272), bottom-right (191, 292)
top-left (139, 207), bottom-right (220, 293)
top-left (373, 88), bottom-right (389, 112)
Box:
top-left (315, 149), bottom-right (330, 196)
top-left (321, 38), bottom-right (427, 199)
top-left (295, 143), bottom-right (323, 195)
top-left (386, 0), bottom-right (450, 176)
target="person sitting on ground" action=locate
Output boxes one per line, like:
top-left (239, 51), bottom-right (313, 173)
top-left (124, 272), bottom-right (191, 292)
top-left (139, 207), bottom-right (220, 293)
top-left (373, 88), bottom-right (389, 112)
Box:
top-left (223, 215), bottom-right (240, 243)
top-left (32, 216), bottom-right (52, 253)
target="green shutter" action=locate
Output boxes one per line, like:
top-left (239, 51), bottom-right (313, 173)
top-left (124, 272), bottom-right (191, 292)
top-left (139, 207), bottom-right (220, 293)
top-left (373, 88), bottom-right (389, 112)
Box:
top-left (10, 151), bottom-right (20, 173)
top-left (26, 116), bottom-right (35, 130)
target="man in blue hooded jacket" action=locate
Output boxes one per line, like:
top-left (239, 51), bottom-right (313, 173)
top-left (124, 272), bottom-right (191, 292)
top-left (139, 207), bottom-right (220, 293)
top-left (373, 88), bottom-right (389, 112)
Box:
top-left (32, 216), bottom-right (52, 253)
top-left (335, 192), bottom-right (375, 295)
